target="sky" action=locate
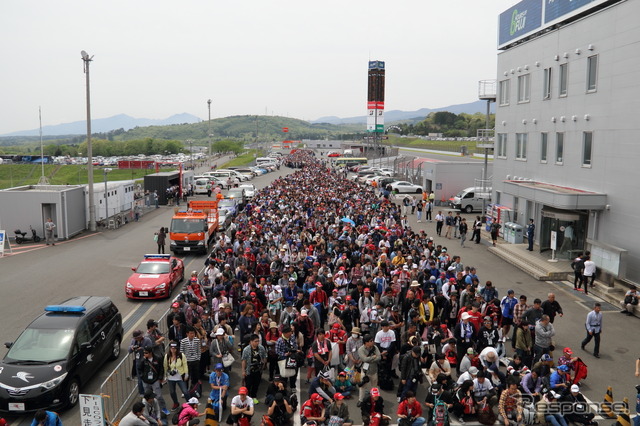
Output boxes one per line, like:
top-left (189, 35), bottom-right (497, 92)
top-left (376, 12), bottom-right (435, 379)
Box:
top-left (0, 0), bottom-right (516, 134)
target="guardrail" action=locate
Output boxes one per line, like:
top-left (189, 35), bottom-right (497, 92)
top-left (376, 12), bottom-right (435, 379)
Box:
top-left (99, 306), bottom-right (171, 422)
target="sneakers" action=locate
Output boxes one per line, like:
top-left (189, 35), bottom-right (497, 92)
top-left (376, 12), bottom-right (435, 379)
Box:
top-left (171, 403), bottom-right (180, 411)
top-left (253, 398), bottom-right (259, 405)
top-left (357, 401), bottom-right (362, 408)
top-left (162, 408), bottom-right (170, 416)
top-left (397, 396), bottom-right (402, 402)
top-left (455, 415), bottom-right (466, 425)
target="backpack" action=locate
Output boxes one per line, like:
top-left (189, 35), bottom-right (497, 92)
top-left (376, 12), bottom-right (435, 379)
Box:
top-left (171, 405), bottom-right (185, 425)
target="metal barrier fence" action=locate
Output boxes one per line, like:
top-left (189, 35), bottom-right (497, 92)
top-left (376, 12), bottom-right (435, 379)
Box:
top-left (99, 307), bottom-right (171, 422)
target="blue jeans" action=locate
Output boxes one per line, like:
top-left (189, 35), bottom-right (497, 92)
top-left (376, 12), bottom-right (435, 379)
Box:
top-left (546, 413), bottom-right (568, 426)
top-left (168, 379), bottom-right (190, 405)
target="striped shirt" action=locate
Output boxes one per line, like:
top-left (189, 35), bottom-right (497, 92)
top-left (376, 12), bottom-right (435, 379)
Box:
top-left (180, 337), bottom-right (201, 362)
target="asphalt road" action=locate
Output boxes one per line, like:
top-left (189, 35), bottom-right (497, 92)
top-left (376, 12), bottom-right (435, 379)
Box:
top-left (1, 156), bottom-right (637, 425)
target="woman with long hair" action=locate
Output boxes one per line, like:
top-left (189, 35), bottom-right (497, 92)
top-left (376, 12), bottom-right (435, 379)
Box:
top-left (163, 341), bottom-right (189, 411)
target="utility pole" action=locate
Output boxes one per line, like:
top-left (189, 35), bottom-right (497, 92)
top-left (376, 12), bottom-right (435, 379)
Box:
top-left (81, 50), bottom-right (96, 232)
top-left (207, 99), bottom-right (212, 163)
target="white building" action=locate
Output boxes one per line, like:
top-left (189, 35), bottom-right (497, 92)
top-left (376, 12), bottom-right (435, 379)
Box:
top-left (493, 0), bottom-right (638, 282)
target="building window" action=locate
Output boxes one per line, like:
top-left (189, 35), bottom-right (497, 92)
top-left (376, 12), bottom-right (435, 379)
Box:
top-left (517, 74), bottom-right (530, 103)
top-left (543, 68), bottom-right (552, 100)
top-left (555, 132), bottom-right (564, 164)
top-left (516, 133), bottom-right (527, 160)
top-left (499, 80), bottom-right (510, 106)
top-left (540, 132), bottom-right (548, 163)
top-left (583, 132), bottom-right (593, 166)
top-left (559, 63), bottom-right (568, 97)
top-left (587, 55), bottom-right (598, 92)
top-left (496, 133), bottom-right (507, 158)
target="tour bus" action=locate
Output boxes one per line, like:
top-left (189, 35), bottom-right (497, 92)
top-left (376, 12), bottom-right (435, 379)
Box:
top-left (332, 157), bottom-right (368, 168)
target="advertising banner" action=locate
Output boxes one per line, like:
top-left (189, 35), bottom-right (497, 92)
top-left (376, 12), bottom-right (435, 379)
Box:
top-left (545, 0), bottom-right (596, 23)
top-left (498, 0), bottom-right (543, 47)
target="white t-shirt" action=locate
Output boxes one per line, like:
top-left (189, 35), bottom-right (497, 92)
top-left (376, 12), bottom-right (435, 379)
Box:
top-left (583, 260), bottom-right (596, 276)
top-left (472, 378), bottom-right (494, 399)
top-left (231, 395), bottom-right (254, 410)
top-left (374, 329), bottom-right (396, 349)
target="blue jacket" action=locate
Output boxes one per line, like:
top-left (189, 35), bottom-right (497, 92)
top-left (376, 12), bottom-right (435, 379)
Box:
top-left (501, 296), bottom-right (518, 319)
top-left (31, 411), bottom-right (62, 426)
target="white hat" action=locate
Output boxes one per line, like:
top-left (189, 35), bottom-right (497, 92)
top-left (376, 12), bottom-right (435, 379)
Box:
top-left (571, 384), bottom-right (580, 393)
top-left (461, 312), bottom-right (471, 320)
top-left (550, 391), bottom-right (562, 399)
top-left (188, 397), bottom-right (200, 405)
top-left (274, 285), bottom-right (282, 291)
top-left (468, 366), bottom-right (479, 375)
top-left (215, 328), bottom-right (225, 336)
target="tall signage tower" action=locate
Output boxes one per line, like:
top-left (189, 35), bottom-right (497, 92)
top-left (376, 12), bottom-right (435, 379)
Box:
top-left (367, 61), bottom-right (385, 135)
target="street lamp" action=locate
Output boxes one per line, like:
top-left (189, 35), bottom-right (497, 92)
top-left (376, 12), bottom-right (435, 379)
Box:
top-left (207, 99), bottom-right (212, 161)
top-left (103, 168), bottom-right (112, 222)
top-left (81, 50), bottom-right (96, 232)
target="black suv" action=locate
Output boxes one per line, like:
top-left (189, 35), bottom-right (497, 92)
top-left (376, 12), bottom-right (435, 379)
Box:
top-left (0, 296), bottom-right (123, 413)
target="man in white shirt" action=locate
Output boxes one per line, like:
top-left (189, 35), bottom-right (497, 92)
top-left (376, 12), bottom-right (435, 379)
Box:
top-left (374, 321), bottom-right (397, 379)
top-left (472, 371), bottom-right (497, 407)
top-left (229, 386), bottom-right (254, 425)
top-left (582, 255), bottom-right (596, 289)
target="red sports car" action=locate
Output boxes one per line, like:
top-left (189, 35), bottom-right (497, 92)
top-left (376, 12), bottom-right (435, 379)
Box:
top-left (125, 254), bottom-right (184, 299)
top-left (327, 152), bottom-right (341, 157)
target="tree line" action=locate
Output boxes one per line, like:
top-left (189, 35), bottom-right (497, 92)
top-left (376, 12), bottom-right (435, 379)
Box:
top-left (393, 111), bottom-right (495, 138)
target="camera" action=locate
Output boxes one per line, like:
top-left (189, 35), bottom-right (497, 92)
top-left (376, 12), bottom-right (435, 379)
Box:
top-left (169, 369), bottom-right (178, 376)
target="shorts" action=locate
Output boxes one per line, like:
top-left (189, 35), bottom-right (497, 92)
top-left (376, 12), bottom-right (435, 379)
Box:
top-left (501, 317), bottom-right (514, 326)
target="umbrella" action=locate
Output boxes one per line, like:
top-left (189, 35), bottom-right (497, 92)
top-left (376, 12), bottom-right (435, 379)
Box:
top-left (340, 217), bottom-right (356, 226)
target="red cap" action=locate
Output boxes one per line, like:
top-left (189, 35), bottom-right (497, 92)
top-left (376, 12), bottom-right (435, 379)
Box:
top-left (449, 278), bottom-right (457, 282)
top-left (563, 347), bottom-right (573, 354)
top-left (334, 393), bottom-right (345, 400)
top-left (332, 323), bottom-right (340, 329)
top-left (171, 302), bottom-right (180, 308)
top-left (345, 296), bottom-right (352, 301)
top-left (239, 386), bottom-right (248, 395)
top-left (226, 249), bottom-right (233, 253)
top-left (316, 283), bottom-right (323, 288)
top-left (370, 388), bottom-right (380, 397)
top-left (250, 292), bottom-right (256, 297)
top-left (311, 392), bottom-right (323, 402)
top-left (332, 289), bottom-right (338, 293)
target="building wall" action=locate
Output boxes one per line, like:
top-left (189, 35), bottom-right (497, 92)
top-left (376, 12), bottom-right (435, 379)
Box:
top-left (493, 0), bottom-right (640, 281)
top-left (0, 186), bottom-right (86, 240)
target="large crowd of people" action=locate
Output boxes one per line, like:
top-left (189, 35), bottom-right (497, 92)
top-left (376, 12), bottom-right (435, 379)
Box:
top-left (122, 150), bottom-right (604, 426)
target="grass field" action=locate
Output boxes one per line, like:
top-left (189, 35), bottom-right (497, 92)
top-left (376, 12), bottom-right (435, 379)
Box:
top-left (0, 164), bottom-right (174, 189)
top-left (220, 149), bottom-right (262, 168)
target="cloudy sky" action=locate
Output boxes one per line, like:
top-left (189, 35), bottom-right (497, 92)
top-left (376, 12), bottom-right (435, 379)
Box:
top-left (0, 0), bottom-right (515, 134)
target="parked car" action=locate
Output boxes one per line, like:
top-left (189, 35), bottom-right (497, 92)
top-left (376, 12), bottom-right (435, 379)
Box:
top-left (226, 188), bottom-right (247, 210)
top-left (390, 181), bottom-right (423, 194)
top-left (238, 183), bottom-right (256, 199)
top-left (218, 209), bottom-right (233, 231)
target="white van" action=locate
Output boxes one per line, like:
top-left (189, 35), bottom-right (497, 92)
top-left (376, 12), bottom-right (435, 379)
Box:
top-left (217, 169), bottom-right (250, 181)
top-left (256, 157), bottom-right (277, 165)
top-left (194, 178), bottom-right (211, 194)
top-left (203, 171), bottom-right (240, 185)
top-left (449, 187), bottom-right (492, 213)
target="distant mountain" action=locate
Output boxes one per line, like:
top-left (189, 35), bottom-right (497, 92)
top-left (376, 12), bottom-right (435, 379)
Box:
top-left (2, 113), bottom-right (201, 137)
top-left (312, 100), bottom-right (495, 125)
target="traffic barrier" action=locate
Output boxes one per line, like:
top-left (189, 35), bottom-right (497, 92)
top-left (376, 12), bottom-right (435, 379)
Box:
top-left (601, 386), bottom-right (616, 418)
top-left (614, 397), bottom-right (631, 426)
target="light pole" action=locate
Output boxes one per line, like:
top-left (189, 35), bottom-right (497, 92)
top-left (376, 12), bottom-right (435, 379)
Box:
top-left (103, 168), bottom-right (112, 222)
top-left (207, 99), bottom-right (212, 162)
top-left (187, 139), bottom-right (194, 169)
top-left (81, 50), bottom-right (96, 231)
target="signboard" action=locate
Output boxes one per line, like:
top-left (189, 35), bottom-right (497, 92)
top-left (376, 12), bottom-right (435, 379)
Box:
top-left (0, 230), bottom-right (9, 257)
top-left (79, 394), bottom-right (105, 426)
top-left (368, 60), bottom-right (385, 70)
top-left (550, 230), bottom-right (557, 251)
top-left (282, 127), bottom-right (289, 133)
top-left (545, 0), bottom-right (596, 23)
top-left (498, 0), bottom-right (543, 47)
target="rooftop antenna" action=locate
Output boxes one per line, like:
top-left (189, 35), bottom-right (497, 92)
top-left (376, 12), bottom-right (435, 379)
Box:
top-left (37, 106), bottom-right (49, 185)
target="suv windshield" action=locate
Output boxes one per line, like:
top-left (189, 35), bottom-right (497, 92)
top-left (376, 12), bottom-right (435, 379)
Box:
top-left (7, 328), bottom-right (74, 362)
top-left (218, 200), bottom-right (235, 207)
top-left (136, 262), bottom-right (170, 274)
top-left (171, 218), bottom-right (205, 233)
